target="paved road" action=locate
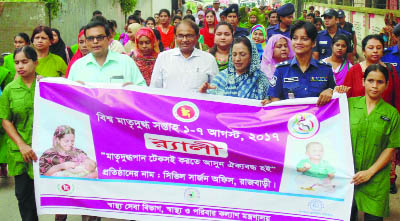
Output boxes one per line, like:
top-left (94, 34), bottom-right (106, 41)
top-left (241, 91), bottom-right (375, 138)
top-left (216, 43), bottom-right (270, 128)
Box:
top-left (1, 171), bottom-right (399, 221)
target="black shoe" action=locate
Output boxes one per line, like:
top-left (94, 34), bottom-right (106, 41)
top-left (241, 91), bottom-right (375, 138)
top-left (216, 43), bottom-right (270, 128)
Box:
top-left (390, 183), bottom-right (398, 194)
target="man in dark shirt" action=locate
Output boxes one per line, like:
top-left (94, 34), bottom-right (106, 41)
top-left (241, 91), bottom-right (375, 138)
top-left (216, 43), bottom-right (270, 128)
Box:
top-left (338, 9), bottom-right (357, 63)
top-left (312, 9), bottom-right (351, 60)
top-left (221, 4), bottom-right (249, 38)
top-left (266, 3), bottom-right (295, 40)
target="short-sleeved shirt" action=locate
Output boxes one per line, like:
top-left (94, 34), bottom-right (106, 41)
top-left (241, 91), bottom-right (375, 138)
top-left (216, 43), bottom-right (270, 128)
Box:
top-left (0, 76), bottom-right (36, 178)
top-left (349, 96), bottom-right (400, 217)
top-left (296, 159), bottom-right (335, 179)
top-left (267, 23), bottom-right (291, 40)
top-left (268, 57), bottom-right (336, 99)
top-left (36, 53), bottom-right (67, 77)
top-left (382, 45), bottom-right (400, 75)
top-left (234, 27), bottom-right (250, 38)
top-left (157, 25), bottom-right (175, 50)
top-left (150, 48), bottom-right (219, 93)
top-left (1, 54), bottom-right (16, 86)
top-left (313, 28), bottom-right (351, 60)
top-left (68, 50), bottom-right (146, 86)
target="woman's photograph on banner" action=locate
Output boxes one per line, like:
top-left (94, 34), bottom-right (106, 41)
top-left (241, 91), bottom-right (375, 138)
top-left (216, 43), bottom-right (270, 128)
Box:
top-left (39, 125), bottom-right (98, 178)
top-left (35, 99), bottom-right (97, 179)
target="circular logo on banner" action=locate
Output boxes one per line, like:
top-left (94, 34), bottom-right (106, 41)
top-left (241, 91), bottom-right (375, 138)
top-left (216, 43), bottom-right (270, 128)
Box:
top-left (287, 113), bottom-right (319, 139)
top-left (57, 183), bottom-right (75, 194)
top-left (173, 101), bottom-right (200, 123)
top-left (308, 199), bottom-right (324, 211)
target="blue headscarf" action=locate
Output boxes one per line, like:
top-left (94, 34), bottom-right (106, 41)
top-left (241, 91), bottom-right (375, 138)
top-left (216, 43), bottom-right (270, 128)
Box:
top-left (209, 37), bottom-right (269, 100)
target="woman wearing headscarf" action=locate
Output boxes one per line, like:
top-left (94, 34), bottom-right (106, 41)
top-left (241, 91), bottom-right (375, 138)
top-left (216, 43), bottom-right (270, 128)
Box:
top-left (50, 28), bottom-right (73, 64)
top-left (130, 27), bottom-right (160, 86)
top-left (260, 34), bottom-right (294, 82)
top-left (243, 9), bottom-right (259, 32)
top-left (249, 24), bottom-right (267, 61)
top-left (196, 11), bottom-right (205, 28)
top-left (200, 36), bottom-right (269, 100)
top-left (124, 23), bottom-right (143, 53)
top-left (65, 29), bottom-right (90, 78)
top-left (238, 6), bottom-right (248, 28)
top-left (200, 10), bottom-right (218, 48)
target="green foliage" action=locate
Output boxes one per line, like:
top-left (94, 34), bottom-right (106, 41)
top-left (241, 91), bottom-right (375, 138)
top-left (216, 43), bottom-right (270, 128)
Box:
top-left (119, 0), bottom-right (137, 14)
top-left (282, 0), bottom-right (296, 4)
top-left (40, 0), bottom-right (61, 16)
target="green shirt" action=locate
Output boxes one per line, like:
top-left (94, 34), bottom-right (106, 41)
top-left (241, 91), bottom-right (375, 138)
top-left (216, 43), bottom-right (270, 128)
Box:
top-left (1, 54), bottom-right (16, 86)
top-left (36, 53), bottom-right (67, 77)
top-left (296, 159), bottom-right (335, 178)
top-left (0, 76), bottom-right (36, 178)
top-left (0, 66), bottom-right (10, 92)
top-left (349, 96), bottom-right (400, 217)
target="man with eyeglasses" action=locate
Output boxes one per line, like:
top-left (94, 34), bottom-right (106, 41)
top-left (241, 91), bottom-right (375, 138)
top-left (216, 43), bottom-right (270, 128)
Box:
top-left (150, 19), bottom-right (218, 92)
top-left (68, 20), bottom-right (146, 86)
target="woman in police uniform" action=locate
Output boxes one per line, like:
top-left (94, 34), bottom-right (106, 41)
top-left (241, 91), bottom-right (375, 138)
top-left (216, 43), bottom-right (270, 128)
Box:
top-left (0, 46), bottom-right (38, 221)
top-left (348, 64), bottom-right (400, 221)
top-left (266, 21), bottom-right (336, 106)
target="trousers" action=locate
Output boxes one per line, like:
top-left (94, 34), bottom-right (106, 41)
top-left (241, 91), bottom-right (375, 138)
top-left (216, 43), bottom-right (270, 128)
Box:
top-left (15, 172), bottom-right (38, 221)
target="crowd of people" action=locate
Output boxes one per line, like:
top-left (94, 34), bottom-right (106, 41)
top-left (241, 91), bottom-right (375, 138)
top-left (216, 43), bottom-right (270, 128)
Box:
top-left (0, 0), bottom-right (400, 220)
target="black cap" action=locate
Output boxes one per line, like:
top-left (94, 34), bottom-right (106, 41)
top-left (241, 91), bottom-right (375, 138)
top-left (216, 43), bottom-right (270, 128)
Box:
top-left (338, 9), bottom-right (345, 18)
top-left (221, 4), bottom-right (239, 17)
top-left (322, 9), bottom-right (339, 18)
top-left (277, 3), bottom-right (295, 17)
top-left (394, 24), bottom-right (400, 37)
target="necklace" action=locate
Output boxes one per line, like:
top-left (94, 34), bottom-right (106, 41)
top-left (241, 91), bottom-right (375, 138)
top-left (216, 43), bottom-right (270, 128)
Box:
top-left (216, 57), bottom-right (228, 65)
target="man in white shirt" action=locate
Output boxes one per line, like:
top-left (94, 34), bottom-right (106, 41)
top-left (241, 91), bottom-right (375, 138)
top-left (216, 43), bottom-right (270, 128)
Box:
top-left (213, 0), bottom-right (221, 21)
top-left (150, 20), bottom-right (219, 93)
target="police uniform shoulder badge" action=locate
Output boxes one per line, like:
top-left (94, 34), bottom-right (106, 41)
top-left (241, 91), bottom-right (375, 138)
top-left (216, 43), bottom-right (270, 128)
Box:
top-left (276, 61), bottom-right (289, 67)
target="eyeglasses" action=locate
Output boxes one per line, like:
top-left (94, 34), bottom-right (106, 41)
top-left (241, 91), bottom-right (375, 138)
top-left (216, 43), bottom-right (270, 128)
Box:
top-left (176, 34), bottom-right (196, 40)
top-left (86, 35), bottom-right (107, 42)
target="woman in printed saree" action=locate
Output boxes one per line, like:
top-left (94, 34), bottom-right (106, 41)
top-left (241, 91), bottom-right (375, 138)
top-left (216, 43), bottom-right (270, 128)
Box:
top-left (200, 36), bottom-right (269, 100)
top-left (322, 34), bottom-right (352, 85)
top-left (39, 125), bottom-right (97, 178)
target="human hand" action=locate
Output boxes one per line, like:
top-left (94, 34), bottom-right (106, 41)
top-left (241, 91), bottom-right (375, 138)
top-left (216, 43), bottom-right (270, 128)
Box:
top-left (261, 99), bottom-right (272, 106)
top-left (351, 170), bottom-right (373, 185)
top-left (19, 143), bottom-right (37, 163)
top-left (317, 88), bottom-right (333, 106)
top-left (334, 85), bottom-right (351, 93)
top-left (199, 82), bottom-right (216, 93)
top-left (37, 75), bottom-right (44, 81)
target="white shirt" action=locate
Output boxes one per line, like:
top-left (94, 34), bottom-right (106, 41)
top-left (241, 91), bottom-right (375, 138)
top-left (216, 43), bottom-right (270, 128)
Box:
top-left (213, 8), bottom-right (221, 22)
top-left (150, 48), bottom-right (219, 93)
